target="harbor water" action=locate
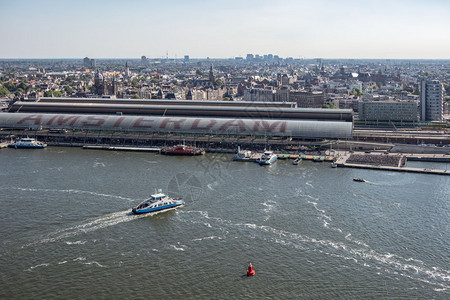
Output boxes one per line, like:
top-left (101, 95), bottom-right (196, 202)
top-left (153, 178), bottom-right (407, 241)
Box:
top-left (0, 147), bottom-right (449, 299)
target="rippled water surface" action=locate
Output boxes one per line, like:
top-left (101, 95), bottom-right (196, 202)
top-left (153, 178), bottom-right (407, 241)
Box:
top-left (0, 147), bottom-right (449, 299)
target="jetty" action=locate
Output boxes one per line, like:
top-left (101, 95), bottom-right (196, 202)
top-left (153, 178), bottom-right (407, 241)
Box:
top-left (83, 145), bottom-right (161, 152)
top-left (335, 152), bottom-right (450, 176)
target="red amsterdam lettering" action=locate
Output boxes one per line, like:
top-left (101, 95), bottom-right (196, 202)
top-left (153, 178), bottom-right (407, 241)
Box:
top-left (17, 114), bottom-right (43, 125)
top-left (132, 117), bottom-right (154, 128)
top-left (191, 119), bottom-right (217, 131)
top-left (252, 121), bottom-right (287, 133)
top-left (218, 119), bottom-right (249, 132)
top-left (81, 116), bottom-right (106, 127)
top-left (159, 118), bottom-right (187, 130)
top-left (113, 117), bottom-right (126, 127)
top-left (47, 115), bottom-right (80, 126)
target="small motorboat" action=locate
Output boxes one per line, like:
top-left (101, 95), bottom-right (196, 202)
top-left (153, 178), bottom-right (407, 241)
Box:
top-left (292, 157), bottom-right (302, 165)
top-left (131, 190), bottom-right (184, 214)
top-left (258, 150), bottom-right (277, 165)
top-left (331, 163), bottom-right (337, 168)
top-left (353, 178), bottom-right (366, 182)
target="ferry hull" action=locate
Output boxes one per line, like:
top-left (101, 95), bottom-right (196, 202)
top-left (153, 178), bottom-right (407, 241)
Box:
top-left (131, 200), bottom-right (184, 214)
top-left (8, 144), bottom-right (47, 149)
top-left (258, 156), bottom-right (277, 165)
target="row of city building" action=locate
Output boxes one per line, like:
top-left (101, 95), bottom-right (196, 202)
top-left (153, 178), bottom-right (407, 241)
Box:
top-left (0, 57), bottom-right (448, 124)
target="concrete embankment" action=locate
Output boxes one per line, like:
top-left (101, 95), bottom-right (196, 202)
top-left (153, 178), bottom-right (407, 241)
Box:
top-left (342, 163), bottom-right (449, 176)
top-left (335, 152), bottom-right (449, 176)
top-left (82, 145), bottom-right (161, 152)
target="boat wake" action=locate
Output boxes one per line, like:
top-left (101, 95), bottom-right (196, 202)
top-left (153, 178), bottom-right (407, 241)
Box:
top-left (23, 208), bottom-right (174, 248)
top-left (12, 187), bottom-right (137, 202)
top-left (178, 210), bottom-right (450, 292)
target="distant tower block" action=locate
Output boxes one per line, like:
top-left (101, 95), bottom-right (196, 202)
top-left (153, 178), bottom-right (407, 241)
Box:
top-left (125, 62), bottom-right (130, 77)
top-left (420, 80), bottom-right (444, 121)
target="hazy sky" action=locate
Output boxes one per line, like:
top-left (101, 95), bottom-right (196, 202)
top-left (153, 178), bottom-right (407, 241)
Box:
top-left (1, 0), bottom-right (449, 59)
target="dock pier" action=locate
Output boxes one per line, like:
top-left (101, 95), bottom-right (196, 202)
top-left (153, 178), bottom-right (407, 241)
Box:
top-left (335, 152), bottom-right (449, 176)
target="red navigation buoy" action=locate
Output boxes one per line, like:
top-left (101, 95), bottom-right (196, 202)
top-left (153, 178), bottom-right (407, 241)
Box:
top-left (247, 263), bottom-right (255, 276)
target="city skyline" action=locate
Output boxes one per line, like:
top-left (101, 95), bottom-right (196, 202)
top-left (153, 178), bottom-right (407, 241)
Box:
top-left (1, 0), bottom-right (450, 59)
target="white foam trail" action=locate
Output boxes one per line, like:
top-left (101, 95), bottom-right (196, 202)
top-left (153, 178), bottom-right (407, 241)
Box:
top-left (13, 187), bottom-right (137, 202)
top-left (170, 244), bottom-right (185, 251)
top-left (181, 210), bottom-right (450, 290)
top-left (65, 240), bottom-right (87, 245)
top-left (306, 200), bottom-right (343, 232)
top-left (83, 261), bottom-right (106, 268)
top-left (73, 257), bottom-right (86, 261)
top-left (262, 200), bottom-right (276, 214)
top-left (192, 236), bottom-right (223, 242)
top-left (28, 263), bottom-right (50, 271)
top-left (23, 208), bottom-right (171, 247)
top-left (305, 181), bottom-right (314, 188)
top-left (206, 183), bottom-right (215, 191)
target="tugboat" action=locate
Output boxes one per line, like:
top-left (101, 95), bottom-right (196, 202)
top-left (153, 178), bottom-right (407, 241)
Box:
top-left (353, 177), bottom-right (366, 182)
top-left (258, 150), bottom-right (277, 165)
top-left (8, 137), bottom-right (47, 149)
top-left (131, 190), bottom-right (184, 214)
top-left (161, 144), bottom-right (205, 156)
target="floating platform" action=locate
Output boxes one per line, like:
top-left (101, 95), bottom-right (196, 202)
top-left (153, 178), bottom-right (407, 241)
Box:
top-left (342, 163), bottom-right (450, 176)
top-left (83, 145), bottom-right (161, 152)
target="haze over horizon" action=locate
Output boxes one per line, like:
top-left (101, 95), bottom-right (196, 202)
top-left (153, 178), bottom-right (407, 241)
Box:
top-left (1, 0), bottom-right (449, 60)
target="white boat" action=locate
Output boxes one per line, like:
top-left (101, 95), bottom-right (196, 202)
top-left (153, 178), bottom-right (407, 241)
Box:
top-left (8, 137), bottom-right (47, 149)
top-left (292, 157), bottom-right (302, 165)
top-left (331, 162), bottom-right (337, 168)
top-left (234, 146), bottom-right (254, 161)
top-left (258, 150), bottom-right (277, 165)
top-left (131, 190), bottom-right (184, 214)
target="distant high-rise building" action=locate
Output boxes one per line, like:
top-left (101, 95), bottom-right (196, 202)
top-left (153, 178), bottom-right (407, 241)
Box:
top-left (246, 54), bottom-right (254, 61)
top-left (83, 57), bottom-right (90, 67)
top-left (83, 57), bottom-right (96, 68)
top-left (141, 56), bottom-right (148, 65)
top-left (184, 55), bottom-right (190, 62)
top-left (420, 80), bottom-right (444, 121)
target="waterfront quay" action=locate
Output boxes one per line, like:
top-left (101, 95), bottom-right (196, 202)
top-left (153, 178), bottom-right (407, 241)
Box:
top-left (335, 151), bottom-right (450, 176)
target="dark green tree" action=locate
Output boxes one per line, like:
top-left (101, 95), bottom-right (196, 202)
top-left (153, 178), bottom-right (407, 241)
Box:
top-left (0, 86), bottom-right (10, 96)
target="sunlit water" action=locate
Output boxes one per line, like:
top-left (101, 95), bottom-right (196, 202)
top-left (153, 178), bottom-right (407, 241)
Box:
top-left (0, 147), bottom-right (449, 299)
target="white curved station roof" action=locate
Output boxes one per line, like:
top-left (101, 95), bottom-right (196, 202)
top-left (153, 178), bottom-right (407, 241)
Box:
top-left (0, 113), bottom-right (352, 139)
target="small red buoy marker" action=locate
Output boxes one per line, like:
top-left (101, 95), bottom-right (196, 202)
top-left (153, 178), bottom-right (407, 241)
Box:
top-left (247, 263), bottom-right (255, 276)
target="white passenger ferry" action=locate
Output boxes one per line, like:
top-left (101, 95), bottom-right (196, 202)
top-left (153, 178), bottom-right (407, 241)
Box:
top-left (8, 138), bottom-right (47, 149)
top-left (131, 190), bottom-right (184, 214)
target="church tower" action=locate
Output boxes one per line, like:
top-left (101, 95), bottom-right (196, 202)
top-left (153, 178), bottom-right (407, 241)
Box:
top-left (209, 64), bottom-right (215, 85)
top-left (125, 62), bottom-right (130, 77)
